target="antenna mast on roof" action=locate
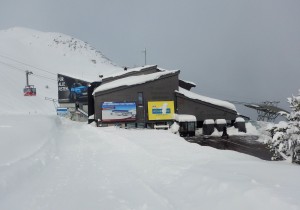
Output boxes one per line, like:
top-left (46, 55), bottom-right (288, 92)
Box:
top-left (142, 48), bottom-right (147, 66)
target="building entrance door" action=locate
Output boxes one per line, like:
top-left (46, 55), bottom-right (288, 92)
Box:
top-left (137, 106), bottom-right (145, 123)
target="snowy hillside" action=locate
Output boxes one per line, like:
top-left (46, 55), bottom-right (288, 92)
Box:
top-left (0, 27), bottom-right (299, 210)
top-left (0, 27), bottom-right (122, 114)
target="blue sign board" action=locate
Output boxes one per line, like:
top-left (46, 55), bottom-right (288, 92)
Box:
top-left (57, 107), bottom-right (69, 116)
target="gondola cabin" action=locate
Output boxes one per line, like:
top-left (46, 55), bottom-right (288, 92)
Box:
top-left (23, 85), bottom-right (36, 96)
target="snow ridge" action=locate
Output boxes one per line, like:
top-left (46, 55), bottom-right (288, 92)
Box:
top-left (1, 27), bottom-right (117, 67)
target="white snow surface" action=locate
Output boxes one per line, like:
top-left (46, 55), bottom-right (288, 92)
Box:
top-left (176, 88), bottom-right (237, 112)
top-left (0, 27), bottom-right (300, 210)
top-left (1, 117), bottom-right (300, 210)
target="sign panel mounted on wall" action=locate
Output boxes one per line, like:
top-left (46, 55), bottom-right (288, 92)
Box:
top-left (148, 101), bottom-right (175, 120)
top-left (57, 74), bottom-right (89, 104)
top-left (102, 102), bottom-right (137, 122)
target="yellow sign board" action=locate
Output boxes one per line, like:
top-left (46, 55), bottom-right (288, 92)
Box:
top-left (148, 101), bottom-right (175, 120)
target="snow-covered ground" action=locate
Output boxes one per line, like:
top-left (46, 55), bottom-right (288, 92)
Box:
top-left (1, 116), bottom-right (300, 210)
top-left (0, 27), bottom-right (299, 210)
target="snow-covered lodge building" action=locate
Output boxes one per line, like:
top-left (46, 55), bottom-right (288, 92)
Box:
top-left (91, 65), bottom-right (237, 128)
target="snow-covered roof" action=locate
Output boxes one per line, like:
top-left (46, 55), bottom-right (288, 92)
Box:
top-left (215, 119), bottom-right (226, 124)
top-left (176, 88), bottom-right (237, 112)
top-left (93, 70), bottom-right (179, 95)
top-left (204, 119), bottom-right (214, 124)
top-left (157, 67), bottom-right (180, 72)
top-left (102, 65), bottom-right (157, 79)
top-left (59, 72), bottom-right (97, 83)
top-left (175, 114), bottom-right (196, 122)
top-left (179, 79), bottom-right (196, 87)
top-left (235, 117), bottom-right (245, 123)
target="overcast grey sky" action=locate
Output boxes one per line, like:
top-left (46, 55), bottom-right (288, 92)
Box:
top-left (1, 0), bottom-right (300, 119)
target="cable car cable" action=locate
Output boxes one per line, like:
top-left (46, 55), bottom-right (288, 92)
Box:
top-left (0, 60), bottom-right (25, 72)
top-left (0, 60), bottom-right (57, 83)
top-left (31, 74), bottom-right (57, 83)
top-left (0, 53), bottom-right (57, 75)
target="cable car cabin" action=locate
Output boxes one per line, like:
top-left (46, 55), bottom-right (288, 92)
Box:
top-left (23, 85), bottom-right (36, 96)
top-left (175, 114), bottom-right (197, 137)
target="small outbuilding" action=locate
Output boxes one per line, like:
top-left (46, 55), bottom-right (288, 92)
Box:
top-left (215, 119), bottom-right (227, 132)
top-left (203, 119), bottom-right (215, 135)
top-left (175, 114), bottom-right (197, 137)
top-left (234, 117), bottom-right (247, 133)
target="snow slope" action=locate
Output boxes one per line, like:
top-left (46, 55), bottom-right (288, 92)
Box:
top-left (0, 27), bottom-right (299, 210)
top-left (0, 27), bottom-right (122, 114)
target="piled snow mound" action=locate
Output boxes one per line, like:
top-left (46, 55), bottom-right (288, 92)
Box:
top-left (0, 27), bottom-right (122, 114)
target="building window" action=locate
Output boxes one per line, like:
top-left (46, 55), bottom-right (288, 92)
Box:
top-left (138, 92), bottom-right (143, 106)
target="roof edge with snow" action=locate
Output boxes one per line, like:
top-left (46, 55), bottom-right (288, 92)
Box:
top-left (175, 88), bottom-right (237, 112)
top-left (93, 70), bottom-right (180, 95)
top-left (101, 65), bottom-right (158, 81)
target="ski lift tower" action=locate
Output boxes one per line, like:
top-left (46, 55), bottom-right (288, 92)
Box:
top-left (245, 101), bottom-right (289, 122)
top-left (23, 70), bottom-right (36, 96)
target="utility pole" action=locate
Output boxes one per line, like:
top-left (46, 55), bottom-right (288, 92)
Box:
top-left (142, 48), bottom-right (147, 66)
top-left (25, 70), bottom-right (33, 86)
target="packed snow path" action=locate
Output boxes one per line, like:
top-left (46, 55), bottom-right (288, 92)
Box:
top-left (0, 115), bottom-right (299, 210)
